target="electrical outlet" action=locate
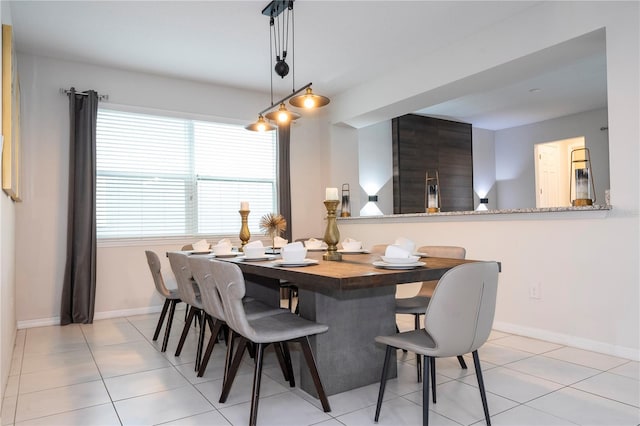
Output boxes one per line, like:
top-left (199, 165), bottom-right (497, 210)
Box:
top-left (529, 283), bottom-right (541, 299)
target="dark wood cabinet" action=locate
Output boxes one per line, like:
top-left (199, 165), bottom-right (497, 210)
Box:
top-left (392, 114), bottom-right (473, 213)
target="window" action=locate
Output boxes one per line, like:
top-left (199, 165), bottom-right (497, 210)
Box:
top-left (96, 108), bottom-right (277, 240)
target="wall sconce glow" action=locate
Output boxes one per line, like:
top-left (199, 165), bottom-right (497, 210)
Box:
top-left (361, 201), bottom-right (383, 217)
top-left (362, 182), bottom-right (382, 197)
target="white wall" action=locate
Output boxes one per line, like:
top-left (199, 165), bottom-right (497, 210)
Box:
top-left (495, 108), bottom-right (609, 209)
top-left (332, 2), bottom-right (639, 359)
top-left (472, 127), bottom-right (497, 210)
top-left (358, 121), bottom-right (392, 215)
top-left (0, 1), bottom-right (17, 405)
top-left (15, 54), bottom-right (328, 325)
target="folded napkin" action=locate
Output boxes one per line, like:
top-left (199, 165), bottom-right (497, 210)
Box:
top-left (244, 240), bottom-right (264, 248)
top-left (385, 244), bottom-right (411, 259)
top-left (304, 238), bottom-right (325, 249)
top-left (342, 237), bottom-right (362, 251)
top-left (273, 236), bottom-right (289, 248)
top-left (394, 237), bottom-right (415, 254)
top-left (282, 241), bottom-right (304, 252)
top-left (192, 239), bottom-right (209, 252)
top-left (214, 238), bottom-right (232, 248)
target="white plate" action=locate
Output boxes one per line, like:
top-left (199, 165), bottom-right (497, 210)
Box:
top-left (337, 249), bottom-right (370, 254)
top-left (381, 255), bottom-right (420, 264)
top-left (212, 253), bottom-right (239, 258)
top-left (273, 259), bottom-right (319, 267)
top-left (238, 255), bottom-right (277, 262)
top-left (373, 261), bottom-right (426, 270)
top-left (414, 252), bottom-right (430, 258)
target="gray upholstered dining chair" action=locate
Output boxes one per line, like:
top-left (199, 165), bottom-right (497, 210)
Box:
top-left (187, 256), bottom-right (285, 379)
top-left (145, 250), bottom-right (182, 352)
top-left (396, 245), bottom-right (467, 381)
top-left (375, 261), bottom-right (500, 426)
top-left (167, 251), bottom-right (209, 371)
top-left (210, 259), bottom-right (331, 426)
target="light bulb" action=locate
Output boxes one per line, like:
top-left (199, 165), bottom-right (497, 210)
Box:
top-left (257, 122), bottom-right (266, 132)
top-left (277, 110), bottom-right (289, 123)
top-left (303, 96), bottom-right (315, 108)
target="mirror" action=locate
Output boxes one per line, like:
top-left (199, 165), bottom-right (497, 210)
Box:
top-left (354, 29), bottom-right (609, 216)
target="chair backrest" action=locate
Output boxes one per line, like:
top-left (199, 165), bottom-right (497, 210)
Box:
top-left (415, 246), bottom-right (466, 297)
top-left (167, 251), bottom-right (200, 306)
top-left (424, 261), bottom-right (499, 357)
top-left (209, 259), bottom-right (259, 342)
top-left (181, 244), bottom-right (193, 251)
top-left (145, 250), bottom-right (172, 298)
top-left (188, 256), bottom-right (226, 320)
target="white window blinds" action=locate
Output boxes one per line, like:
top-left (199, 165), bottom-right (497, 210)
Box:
top-left (96, 109), bottom-right (277, 240)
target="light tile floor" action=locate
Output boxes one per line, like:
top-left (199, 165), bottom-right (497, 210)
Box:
top-left (1, 307), bottom-right (639, 426)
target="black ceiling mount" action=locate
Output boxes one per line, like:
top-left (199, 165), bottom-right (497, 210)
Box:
top-left (262, 0), bottom-right (294, 18)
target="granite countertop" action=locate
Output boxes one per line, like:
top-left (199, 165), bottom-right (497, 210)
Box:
top-left (338, 205), bottom-right (612, 220)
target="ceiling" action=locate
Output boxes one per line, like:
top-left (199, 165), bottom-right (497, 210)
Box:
top-left (8, 1), bottom-right (607, 130)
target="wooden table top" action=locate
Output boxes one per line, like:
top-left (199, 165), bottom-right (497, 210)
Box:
top-left (222, 251), bottom-right (476, 293)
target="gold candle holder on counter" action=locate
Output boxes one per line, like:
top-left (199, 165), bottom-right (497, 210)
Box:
top-left (323, 200), bottom-right (342, 261)
top-left (239, 210), bottom-right (250, 251)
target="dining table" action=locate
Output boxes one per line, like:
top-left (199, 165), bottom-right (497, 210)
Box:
top-left (219, 249), bottom-right (483, 397)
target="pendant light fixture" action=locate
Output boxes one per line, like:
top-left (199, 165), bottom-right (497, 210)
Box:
top-left (264, 103), bottom-right (301, 124)
top-left (244, 114), bottom-right (276, 132)
top-left (245, 0), bottom-right (330, 132)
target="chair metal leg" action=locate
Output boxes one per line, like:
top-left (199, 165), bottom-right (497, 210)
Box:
top-left (153, 299), bottom-right (171, 341)
top-left (161, 299), bottom-right (178, 352)
top-left (175, 306), bottom-right (196, 356)
top-left (472, 350), bottom-right (491, 426)
top-left (374, 345), bottom-right (393, 422)
top-left (223, 328), bottom-right (235, 386)
top-left (273, 342), bottom-right (291, 385)
top-left (430, 356), bottom-right (436, 403)
top-left (299, 337), bottom-right (331, 412)
top-left (197, 319), bottom-right (223, 377)
top-left (457, 355), bottom-right (468, 369)
top-left (249, 343), bottom-right (265, 426)
top-left (424, 355), bottom-right (430, 426)
top-left (281, 341), bottom-right (295, 387)
top-left (219, 336), bottom-right (248, 403)
top-left (195, 310), bottom-right (207, 371)
top-left (415, 314), bottom-right (422, 383)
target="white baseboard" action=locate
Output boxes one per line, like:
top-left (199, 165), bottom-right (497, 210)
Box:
top-left (16, 305), bottom-right (187, 330)
top-left (493, 321), bottom-right (640, 361)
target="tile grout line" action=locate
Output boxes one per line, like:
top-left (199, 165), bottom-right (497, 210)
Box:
top-left (79, 322), bottom-right (125, 426)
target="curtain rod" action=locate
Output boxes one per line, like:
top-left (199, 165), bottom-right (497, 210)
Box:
top-left (60, 88), bottom-right (109, 102)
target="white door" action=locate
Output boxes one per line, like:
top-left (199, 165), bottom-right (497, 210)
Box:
top-left (534, 143), bottom-right (560, 208)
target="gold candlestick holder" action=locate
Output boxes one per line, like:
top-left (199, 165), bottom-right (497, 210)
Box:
top-left (239, 210), bottom-right (250, 252)
top-left (323, 200), bottom-right (342, 261)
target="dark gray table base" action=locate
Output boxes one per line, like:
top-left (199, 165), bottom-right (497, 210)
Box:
top-left (298, 286), bottom-right (398, 396)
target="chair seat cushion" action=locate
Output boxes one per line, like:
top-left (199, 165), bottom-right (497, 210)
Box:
top-left (247, 312), bottom-right (329, 343)
top-left (244, 300), bottom-right (287, 321)
top-left (395, 296), bottom-right (431, 314)
top-left (375, 329), bottom-right (437, 356)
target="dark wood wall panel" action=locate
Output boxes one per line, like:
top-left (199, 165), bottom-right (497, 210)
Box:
top-left (392, 114), bottom-right (473, 213)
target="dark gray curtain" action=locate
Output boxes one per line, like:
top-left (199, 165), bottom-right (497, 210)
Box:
top-left (61, 88), bottom-right (98, 325)
top-left (277, 123), bottom-right (292, 243)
